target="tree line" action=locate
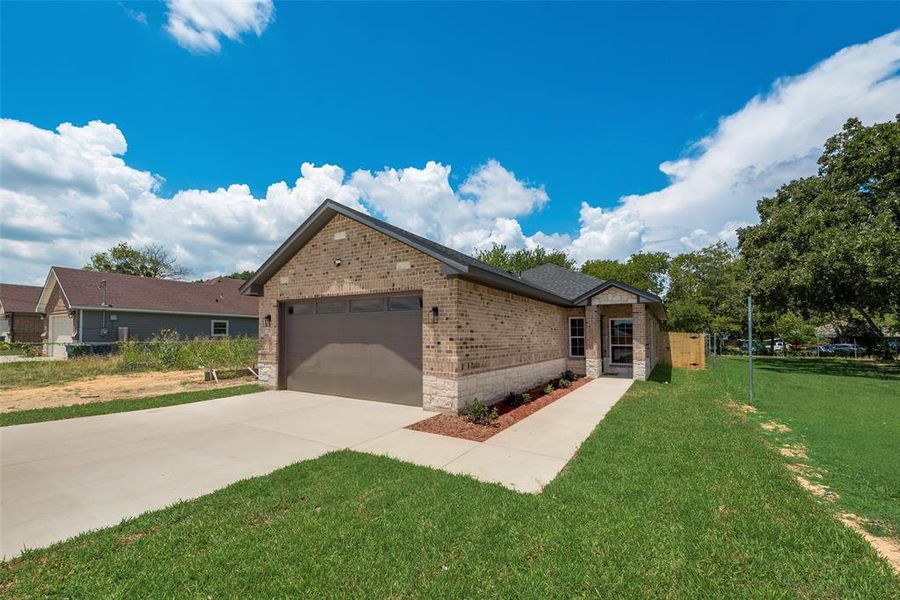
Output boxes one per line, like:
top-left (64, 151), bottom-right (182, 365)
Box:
top-left (475, 116), bottom-right (899, 348)
top-left (84, 116), bottom-right (898, 347)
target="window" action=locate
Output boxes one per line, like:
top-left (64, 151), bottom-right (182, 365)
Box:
top-left (388, 296), bottom-right (422, 311)
top-left (211, 320), bottom-right (229, 337)
top-left (350, 298), bottom-right (383, 313)
top-left (569, 317), bottom-right (585, 357)
top-left (609, 319), bottom-right (633, 365)
top-left (316, 300), bottom-right (346, 314)
top-left (288, 303), bottom-right (314, 315)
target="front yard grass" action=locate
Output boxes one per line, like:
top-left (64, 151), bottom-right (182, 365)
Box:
top-left (0, 384), bottom-right (264, 427)
top-left (2, 366), bottom-right (897, 597)
top-left (716, 356), bottom-right (900, 538)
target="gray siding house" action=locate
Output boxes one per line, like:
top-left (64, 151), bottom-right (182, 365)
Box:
top-left (35, 267), bottom-right (258, 357)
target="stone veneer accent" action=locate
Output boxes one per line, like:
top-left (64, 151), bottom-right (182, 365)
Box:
top-left (256, 213), bottom-right (576, 413)
top-left (424, 358), bottom-right (568, 411)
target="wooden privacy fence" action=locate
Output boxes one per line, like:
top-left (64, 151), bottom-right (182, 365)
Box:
top-left (658, 332), bottom-right (706, 369)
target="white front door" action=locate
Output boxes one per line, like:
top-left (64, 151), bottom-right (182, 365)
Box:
top-left (48, 315), bottom-right (74, 358)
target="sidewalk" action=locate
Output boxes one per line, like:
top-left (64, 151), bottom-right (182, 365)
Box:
top-left (354, 377), bottom-right (634, 493)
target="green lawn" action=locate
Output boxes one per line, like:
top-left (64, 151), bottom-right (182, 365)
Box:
top-left (0, 384), bottom-right (264, 427)
top-left (2, 366), bottom-right (896, 597)
top-left (715, 356), bottom-right (900, 538)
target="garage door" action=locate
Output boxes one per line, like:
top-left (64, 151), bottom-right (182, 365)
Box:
top-left (282, 295), bottom-right (423, 406)
top-left (48, 314), bottom-right (74, 358)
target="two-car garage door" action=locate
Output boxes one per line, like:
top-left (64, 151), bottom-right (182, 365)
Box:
top-left (282, 295), bottom-right (423, 406)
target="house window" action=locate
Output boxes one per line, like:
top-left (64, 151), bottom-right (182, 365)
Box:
top-left (388, 296), bottom-right (422, 311)
top-left (609, 319), bottom-right (633, 365)
top-left (316, 300), bottom-right (346, 314)
top-left (211, 320), bottom-right (229, 337)
top-left (350, 298), bottom-right (383, 313)
top-left (569, 317), bottom-right (585, 357)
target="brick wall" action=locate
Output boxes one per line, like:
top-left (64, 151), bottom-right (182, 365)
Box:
top-left (9, 313), bottom-right (43, 343)
top-left (258, 214), bottom-right (450, 388)
top-left (257, 213), bottom-right (574, 412)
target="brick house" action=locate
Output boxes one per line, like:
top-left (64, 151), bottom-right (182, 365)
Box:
top-left (0, 284), bottom-right (44, 344)
top-left (242, 200), bottom-right (666, 413)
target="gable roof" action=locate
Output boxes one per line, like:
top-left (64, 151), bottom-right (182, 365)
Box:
top-left (240, 199), bottom-right (574, 306)
top-left (241, 199), bottom-right (664, 310)
top-left (36, 267), bottom-right (257, 317)
top-left (0, 283), bottom-right (42, 314)
top-left (520, 264), bottom-right (605, 302)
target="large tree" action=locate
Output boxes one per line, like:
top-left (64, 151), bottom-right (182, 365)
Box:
top-left (738, 116), bottom-right (900, 339)
top-left (580, 252), bottom-right (670, 295)
top-left (475, 244), bottom-right (575, 273)
top-left (85, 242), bottom-right (189, 279)
top-left (665, 243), bottom-right (747, 336)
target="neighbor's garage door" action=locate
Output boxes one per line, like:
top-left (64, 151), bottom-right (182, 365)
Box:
top-left (282, 295), bottom-right (423, 406)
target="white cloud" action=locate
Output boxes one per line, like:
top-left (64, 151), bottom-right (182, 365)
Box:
top-left (567, 30), bottom-right (900, 261)
top-left (165, 0), bottom-right (274, 53)
top-left (2, 32), bottom-right (898, 285)
top-left (119, 2), bottom-right (148, 25)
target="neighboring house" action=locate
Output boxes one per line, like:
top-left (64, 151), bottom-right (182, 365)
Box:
top-left (0, 284), bottom-right (44, 344)
top-left (241, 199), bottom-right (667, 413)
top-left (34, 267), bottom-right (258, 357)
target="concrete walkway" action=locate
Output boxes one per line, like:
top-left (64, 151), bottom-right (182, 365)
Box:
top-left (1, 378), bottom-right (631, 558)
top-left (357, 377), bottom-right (633, 493)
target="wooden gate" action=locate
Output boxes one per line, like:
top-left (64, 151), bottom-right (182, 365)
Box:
top-left (658, 332), bottom-right (706, 369)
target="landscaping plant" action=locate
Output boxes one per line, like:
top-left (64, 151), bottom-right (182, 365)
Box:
top-left (461, 399), bottom-right (498, 425)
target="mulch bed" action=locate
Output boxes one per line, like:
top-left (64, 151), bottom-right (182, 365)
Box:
top-left (406, 376), bottom-right (592, 442)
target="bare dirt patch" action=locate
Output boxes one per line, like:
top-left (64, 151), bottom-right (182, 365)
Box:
top-left (840, 513), bottom-right (900, 574)
top-left (779, 444), bottom-right (808, 459)
top-left (0, 370), bottom-right (254, 413)
top-left (761, 420), bottom-right (791, 433)
top-left (408, 377), bottom-right (591, 442)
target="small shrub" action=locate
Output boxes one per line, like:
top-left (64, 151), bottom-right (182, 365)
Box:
top-left (563, 370), bottom-right (579, 381)
top-left (462, 399), bottom-right (498, 425)
top-left (505, 391), bottom-right (522, 406)
top-left (67, 343), bottom-right (91, 358)
top-left (543, 383), bottom-right (555, 395)
top-left (519, 392), bottom-right (533, 404)
top-left (24, 344), bottom-right (42, 357)
top-left (558, 378), bottom-right (572, 389)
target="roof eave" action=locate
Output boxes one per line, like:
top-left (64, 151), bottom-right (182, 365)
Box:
top-left (460, 265), bottom-right (573, 306)
top-left (571, 279), bottom-right (664, 306)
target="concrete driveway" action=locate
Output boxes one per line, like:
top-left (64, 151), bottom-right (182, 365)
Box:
top-left (2, 378), bottom-right (632, 559)
top-left (1, 391), bottom-right (428, 559)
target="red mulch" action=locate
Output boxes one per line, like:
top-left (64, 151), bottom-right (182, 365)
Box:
top-left (406, 376), bottom-right (593, 442)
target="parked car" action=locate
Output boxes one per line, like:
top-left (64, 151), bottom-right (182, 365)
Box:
top-left (830, 343), bottom-right (865, 357)
top-left (808, 344), bottom-right (835, 356)
top-left (740, 340), bottom-right (766, 353)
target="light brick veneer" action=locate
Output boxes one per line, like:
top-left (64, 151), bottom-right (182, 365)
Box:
top-left (256, 213), bottom-right (574, 413)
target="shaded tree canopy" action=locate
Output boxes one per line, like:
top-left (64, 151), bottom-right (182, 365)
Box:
top-left (580, 252), bottom-right (670, 296)
top-left (475, 244), bottom-right (575, 273)
top-left (664, 242), bottom-right (747, 335)
top-left (738, 115), bottom-right (900, 337)
top-left (84, 242), bottom-right (189, 279)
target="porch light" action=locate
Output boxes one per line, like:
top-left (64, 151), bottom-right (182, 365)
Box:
top-left (430, 306), bottom-right (439, 323)
top-left (264, 314), bottom-right (272, 327)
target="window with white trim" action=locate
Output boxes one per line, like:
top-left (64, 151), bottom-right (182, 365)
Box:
top-left (569, 317), bottom-right (585, 357)
top-left (609, 319), bottom-right (633, 365)
top-left (211, 320), bottom-right (229, 337)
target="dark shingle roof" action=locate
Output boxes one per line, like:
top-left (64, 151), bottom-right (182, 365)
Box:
top-left (242, 199), bottom-right (663, 308)
top-left (0, 283), bottom-right (42, 314)
top-left (519, 264), bottom-right (605, 302)
top-left (47, 268), bottom-right (257, 316)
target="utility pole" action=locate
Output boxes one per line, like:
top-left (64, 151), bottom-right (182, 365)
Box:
top-left (747, 295), bottom-right (753, 404)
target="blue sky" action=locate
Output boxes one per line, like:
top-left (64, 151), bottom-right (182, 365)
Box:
top-left (1, 2), bottom-right (899, 284)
